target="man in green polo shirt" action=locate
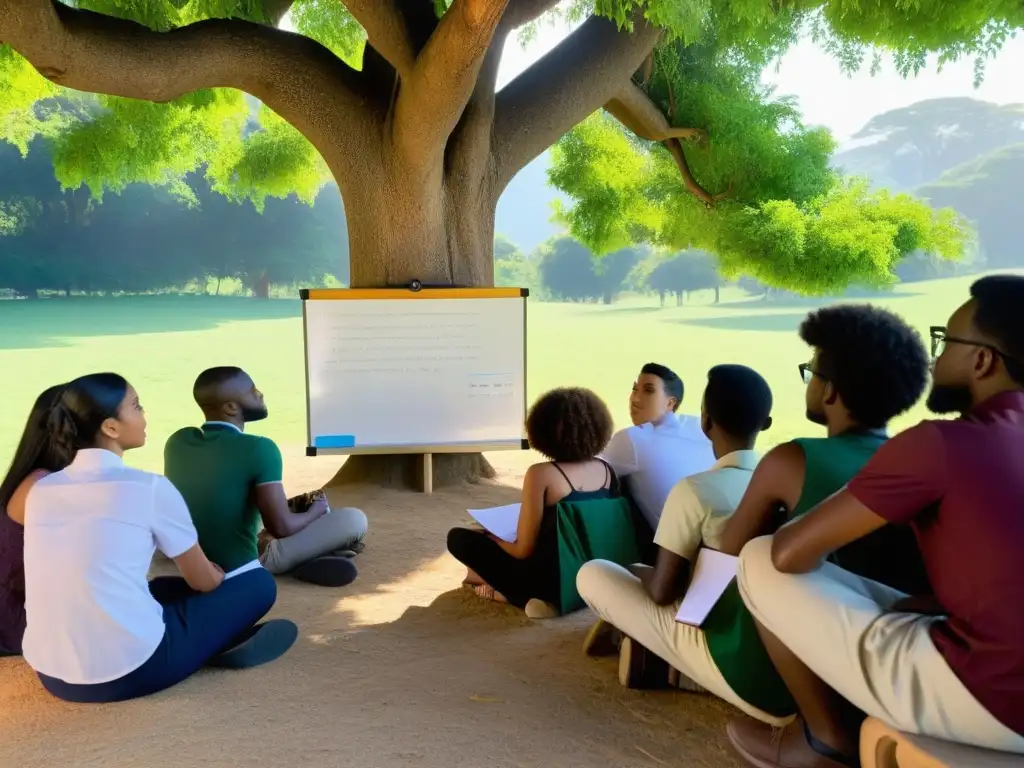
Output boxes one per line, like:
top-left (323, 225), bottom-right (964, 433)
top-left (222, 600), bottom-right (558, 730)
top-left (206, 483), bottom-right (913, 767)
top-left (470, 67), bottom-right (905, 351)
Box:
top-left (164, 367), bottom-right (368, 588)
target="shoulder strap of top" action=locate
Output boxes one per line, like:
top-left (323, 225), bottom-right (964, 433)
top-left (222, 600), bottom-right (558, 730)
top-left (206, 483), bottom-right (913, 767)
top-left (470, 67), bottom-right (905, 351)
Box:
top-left (597, 458), bottom-right (618, 493)
top-left (550, 461), bottom-right (578, 492)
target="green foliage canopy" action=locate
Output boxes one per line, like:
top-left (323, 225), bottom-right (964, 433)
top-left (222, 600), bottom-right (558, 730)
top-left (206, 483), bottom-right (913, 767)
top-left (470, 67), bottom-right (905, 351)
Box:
top-left (548, 23), bottom-right (972, 294)
top-left (3, 0), bottom-right (1021, 206)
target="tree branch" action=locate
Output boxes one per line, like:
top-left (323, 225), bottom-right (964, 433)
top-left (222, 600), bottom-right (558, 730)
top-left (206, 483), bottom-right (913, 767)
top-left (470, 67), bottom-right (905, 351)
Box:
top-left (446, 24), bottom-right (507, 186)
top-left (392, 0), bottom-right (510, 172)
top-left (342, 1), bottom-right (418, 78)
top-left (664, 138), bottom-right (728, 207)
top-left (493, 12), bottom-right (662, 189)
top-left (1, 0), bottom-right (376, 162)
top-left (605, 81), bottom-right (707, 143)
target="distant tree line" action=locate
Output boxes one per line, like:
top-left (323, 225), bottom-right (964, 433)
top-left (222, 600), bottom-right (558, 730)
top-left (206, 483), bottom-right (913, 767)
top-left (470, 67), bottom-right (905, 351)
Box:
top-left (495, 233), bottom-right (966, 306)
top-left (0, 139), bottom-right (348, 298)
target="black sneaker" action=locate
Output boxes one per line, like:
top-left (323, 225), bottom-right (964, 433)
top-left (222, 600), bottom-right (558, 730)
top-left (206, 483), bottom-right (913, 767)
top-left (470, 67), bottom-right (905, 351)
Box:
top-left (618, 636), bottom-right (672, 690)
top-left (292, 556), bottom-right (358, 587)
top-left (207, 619), bottom-right (298, 669)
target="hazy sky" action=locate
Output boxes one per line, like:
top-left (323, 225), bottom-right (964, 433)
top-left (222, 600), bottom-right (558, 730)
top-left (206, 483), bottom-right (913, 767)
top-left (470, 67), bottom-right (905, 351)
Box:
top-left (495, 19), bottom-right (1024, 146)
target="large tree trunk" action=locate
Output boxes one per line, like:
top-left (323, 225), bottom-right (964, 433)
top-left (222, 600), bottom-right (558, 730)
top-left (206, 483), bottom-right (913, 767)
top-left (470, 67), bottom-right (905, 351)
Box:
top-left (329, 173), bottom-right (500, 490)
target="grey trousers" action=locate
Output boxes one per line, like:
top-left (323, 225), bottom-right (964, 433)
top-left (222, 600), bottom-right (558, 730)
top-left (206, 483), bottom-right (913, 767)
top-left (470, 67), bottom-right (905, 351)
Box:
top-left (259, 507), bottom-right (368, 575)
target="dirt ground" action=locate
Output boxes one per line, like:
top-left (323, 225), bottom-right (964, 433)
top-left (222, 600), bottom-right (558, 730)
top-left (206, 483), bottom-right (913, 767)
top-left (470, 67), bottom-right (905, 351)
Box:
top-left (0, 449), bottom-right (745, 768)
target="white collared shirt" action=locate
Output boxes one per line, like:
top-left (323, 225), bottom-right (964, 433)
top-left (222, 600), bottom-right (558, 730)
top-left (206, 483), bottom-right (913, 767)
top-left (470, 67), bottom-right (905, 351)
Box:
top-left (653, 449), bottom-right (760, 560)
top-left (22, 449), bottom-right (198, 684)
top-left (601, 412), bottom-right (716, 529)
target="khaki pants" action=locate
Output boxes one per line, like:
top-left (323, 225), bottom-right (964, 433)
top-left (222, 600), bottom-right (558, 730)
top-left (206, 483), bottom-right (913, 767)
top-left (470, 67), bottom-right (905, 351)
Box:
top-left (738, 536), bottom-right (1024, 754)
top-left (259, 507), bottom-right (367, 575)
top-left (576, 559), bottom-right (791, 726)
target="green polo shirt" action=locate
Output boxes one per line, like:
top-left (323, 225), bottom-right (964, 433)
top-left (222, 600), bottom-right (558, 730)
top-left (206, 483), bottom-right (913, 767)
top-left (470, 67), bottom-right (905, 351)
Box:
top-left (163, 422), bottom-right (283, 572)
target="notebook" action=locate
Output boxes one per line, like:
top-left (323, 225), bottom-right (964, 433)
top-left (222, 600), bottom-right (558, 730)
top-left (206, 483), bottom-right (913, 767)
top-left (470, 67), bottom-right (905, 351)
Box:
top-left (674, 549), bottom-right (739, 627)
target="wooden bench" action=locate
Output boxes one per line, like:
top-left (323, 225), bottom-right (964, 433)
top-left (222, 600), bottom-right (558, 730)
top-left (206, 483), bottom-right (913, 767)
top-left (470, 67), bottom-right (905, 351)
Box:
top-left (861, 717), bottom-right (1024, 768)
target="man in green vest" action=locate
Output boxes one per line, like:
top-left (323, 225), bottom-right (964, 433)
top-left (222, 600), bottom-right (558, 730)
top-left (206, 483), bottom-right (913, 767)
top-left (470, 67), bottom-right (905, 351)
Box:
top-left (164, 367), bottom-right (368, 587)
top-left (718, 303), bottom-right (931, 596)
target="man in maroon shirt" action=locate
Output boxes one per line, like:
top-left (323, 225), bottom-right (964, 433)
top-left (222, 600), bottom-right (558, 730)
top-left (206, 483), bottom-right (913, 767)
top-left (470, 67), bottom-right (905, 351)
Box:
top-left (726, 275), bottom-right (1024, 768)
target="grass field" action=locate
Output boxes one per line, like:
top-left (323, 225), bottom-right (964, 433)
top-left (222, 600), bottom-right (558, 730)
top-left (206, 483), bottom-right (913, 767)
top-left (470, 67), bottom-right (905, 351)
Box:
top-left (1, 273), bottom-right (1012, 475)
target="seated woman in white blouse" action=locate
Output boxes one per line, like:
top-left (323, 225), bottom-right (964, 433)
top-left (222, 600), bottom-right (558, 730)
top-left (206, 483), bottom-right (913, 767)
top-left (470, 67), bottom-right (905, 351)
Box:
top-left (21, 373), bottom-right (298, 703)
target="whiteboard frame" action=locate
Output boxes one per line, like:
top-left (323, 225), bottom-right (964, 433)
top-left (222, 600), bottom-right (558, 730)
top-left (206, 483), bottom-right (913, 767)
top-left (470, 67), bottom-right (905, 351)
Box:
top-left (300, 286), bottom-right (530, 457)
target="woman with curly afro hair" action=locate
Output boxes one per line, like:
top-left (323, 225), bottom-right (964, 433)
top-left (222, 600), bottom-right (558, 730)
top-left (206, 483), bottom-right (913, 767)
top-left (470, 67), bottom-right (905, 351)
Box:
top-left (447, 387), bottom-right (617, 619)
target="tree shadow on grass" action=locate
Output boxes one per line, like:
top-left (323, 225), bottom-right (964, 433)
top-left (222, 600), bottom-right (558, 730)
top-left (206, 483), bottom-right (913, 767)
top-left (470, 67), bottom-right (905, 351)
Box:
top-left (670, 313), bottom-right (808, 333)
top-left (599, 305), bottom-right (666, 315)
top-left (0, 295), bottom-right (301, 350)
top-left (718, 289), bottom-right (921, 312)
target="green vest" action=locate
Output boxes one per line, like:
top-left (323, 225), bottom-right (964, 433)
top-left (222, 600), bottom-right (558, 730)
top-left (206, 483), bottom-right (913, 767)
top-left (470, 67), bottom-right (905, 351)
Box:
top-left (555, 497), bottom-right (640, 615)
top-left (701, 433), bottom-right (885, 719)
top-left (790, 432), bottom-right (886, 519)
top-left (792, 432), bottom-right (930, 595)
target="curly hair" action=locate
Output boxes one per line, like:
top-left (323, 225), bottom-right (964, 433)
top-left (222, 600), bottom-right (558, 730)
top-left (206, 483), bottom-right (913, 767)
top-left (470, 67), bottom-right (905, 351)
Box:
top-left (525, 387), bottom-right (614, 463)
top-left (799, 304), bottom-right (929, 428)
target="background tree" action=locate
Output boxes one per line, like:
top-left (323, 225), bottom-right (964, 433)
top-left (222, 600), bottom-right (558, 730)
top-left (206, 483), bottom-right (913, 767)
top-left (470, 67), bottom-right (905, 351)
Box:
top-left (0, 139), bottom-right (347, 295)
top-left (645, 250), bottom-right (719, 305)
top-left (537, 235), bottom-right (599, 301)
top-left (594, 246), bottom-right (642, 304)
top-left (492, 233), bottom-right (539, 291)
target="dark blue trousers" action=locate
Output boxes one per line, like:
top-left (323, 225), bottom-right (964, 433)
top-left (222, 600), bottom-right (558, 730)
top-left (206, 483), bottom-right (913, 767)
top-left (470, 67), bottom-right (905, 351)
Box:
top-left (39, 568), bottom-right (277, 703)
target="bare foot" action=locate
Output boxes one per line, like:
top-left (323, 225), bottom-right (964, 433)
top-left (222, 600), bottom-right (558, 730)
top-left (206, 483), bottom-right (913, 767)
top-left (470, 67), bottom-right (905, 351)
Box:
top-left (463, 568), bottom-right (485, 587)
top-left (473, 584), bottom-right (508, 604)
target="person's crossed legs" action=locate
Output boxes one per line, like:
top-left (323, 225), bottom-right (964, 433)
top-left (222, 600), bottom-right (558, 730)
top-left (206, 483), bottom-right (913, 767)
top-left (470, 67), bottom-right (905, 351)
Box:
top-left (576, 559), bottom-right (790, 725)
top-left (259, 504), bottom-right (367, 587)
top-left (729, 537), bottom-right (1024, 768)
top-left (39, 568), bottom-right (294, 703)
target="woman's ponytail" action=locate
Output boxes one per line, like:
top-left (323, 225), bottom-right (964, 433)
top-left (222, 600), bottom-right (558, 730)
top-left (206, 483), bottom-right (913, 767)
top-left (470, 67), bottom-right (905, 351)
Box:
top-left (46, 394), bottom-right (79, 467)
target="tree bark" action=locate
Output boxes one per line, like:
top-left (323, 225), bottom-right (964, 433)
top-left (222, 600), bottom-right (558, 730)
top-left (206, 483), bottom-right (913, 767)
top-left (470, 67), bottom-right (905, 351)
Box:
top-left (252, 271), bottom-right (270, 298)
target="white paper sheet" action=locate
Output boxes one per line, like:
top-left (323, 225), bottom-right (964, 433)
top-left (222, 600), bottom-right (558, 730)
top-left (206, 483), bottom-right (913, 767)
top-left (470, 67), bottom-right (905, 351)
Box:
top-left (224, 559), bottom-right (263, 580)
top-left (467, 503), bottom-right (521, 543)
top-left (674, 549), bottom-right (739, 627)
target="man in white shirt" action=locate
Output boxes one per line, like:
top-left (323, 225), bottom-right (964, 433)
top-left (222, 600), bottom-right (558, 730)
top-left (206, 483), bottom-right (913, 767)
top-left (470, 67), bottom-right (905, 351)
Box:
top-left (601, 363), bottom-right (715, 541)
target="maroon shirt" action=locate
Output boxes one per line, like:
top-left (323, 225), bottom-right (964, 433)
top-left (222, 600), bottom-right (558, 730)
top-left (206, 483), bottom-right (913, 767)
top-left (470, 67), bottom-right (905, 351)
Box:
top-left (848, 391), bottom-right (1024, 737)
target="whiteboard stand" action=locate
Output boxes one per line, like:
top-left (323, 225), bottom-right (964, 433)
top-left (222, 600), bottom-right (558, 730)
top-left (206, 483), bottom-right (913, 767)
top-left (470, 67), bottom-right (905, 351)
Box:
top-left (300, 285), bottom-right (530, 490)
top-left (421, 453), bottom-right (433, 495)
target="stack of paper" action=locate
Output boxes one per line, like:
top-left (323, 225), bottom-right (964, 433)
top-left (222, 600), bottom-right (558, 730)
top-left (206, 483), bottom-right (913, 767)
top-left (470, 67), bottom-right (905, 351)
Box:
top-left (466, 503), bottom-right (521, 543)
top-left (675, 549), bottom-right (739, 627)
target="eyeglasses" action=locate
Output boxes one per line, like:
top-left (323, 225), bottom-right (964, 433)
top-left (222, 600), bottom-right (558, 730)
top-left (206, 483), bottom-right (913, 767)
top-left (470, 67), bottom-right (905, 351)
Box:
top-left (930, 326), bottom-right (1009, 362)
top-left (798, 363), bottom-right (821, 384)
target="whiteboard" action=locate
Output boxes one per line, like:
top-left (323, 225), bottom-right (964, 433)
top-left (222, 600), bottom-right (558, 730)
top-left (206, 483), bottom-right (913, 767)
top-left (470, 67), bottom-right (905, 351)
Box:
top-left (301, 288), bottom-right (528, 454)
